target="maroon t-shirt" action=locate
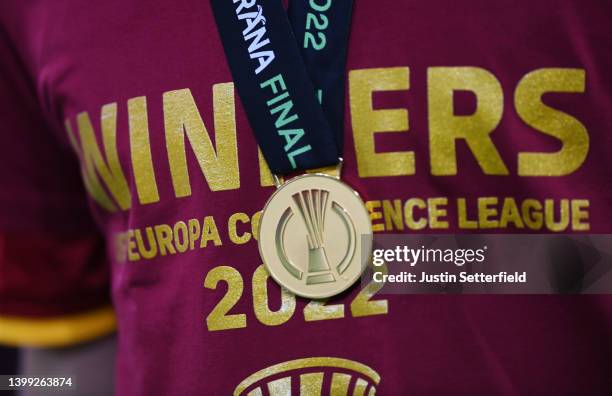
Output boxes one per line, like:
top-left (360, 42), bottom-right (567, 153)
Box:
top-left (1, 1), bottom-right (611, 394)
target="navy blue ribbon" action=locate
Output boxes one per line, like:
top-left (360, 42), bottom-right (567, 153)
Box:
top-left (288, 0), bottom-right (353, 154)
top-left (210, 0), bottom-right (353, 175)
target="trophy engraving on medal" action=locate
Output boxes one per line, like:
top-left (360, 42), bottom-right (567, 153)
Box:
top-left (293, 189), bottom-right (335, 284)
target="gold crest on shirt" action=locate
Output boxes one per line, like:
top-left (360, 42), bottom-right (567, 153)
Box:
top-left (233, 357), bottom-right (380, 396)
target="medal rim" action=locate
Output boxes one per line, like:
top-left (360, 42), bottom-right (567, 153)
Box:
top-left (258, 173), bottom-right (372, 299)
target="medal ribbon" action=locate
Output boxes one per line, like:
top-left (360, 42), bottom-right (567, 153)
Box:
top-left (210, 0), bottom-right (353, 175)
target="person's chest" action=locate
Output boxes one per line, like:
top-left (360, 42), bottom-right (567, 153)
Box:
top-left (5, 3), bottom-right (612, 394)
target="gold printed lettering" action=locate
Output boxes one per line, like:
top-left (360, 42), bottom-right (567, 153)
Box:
top-left (404, 198), bottom-right (427, 230)
top-left (72, 104), bottom-right (132, 210)
top-left (303, 299), bottom-right (345, 321)
top-left (128, 96), bottom-right (160, 204)
top-left (228, 213), bottom-right (252, 244)
top-left (200, 216), bottom-right (222, 247)
top-left (522, 199), bottom-right (543, 230)
top-left (478, 197), bottom-right (499, 229)
top-left (65, 120), bottom-right (117, 212)
top-left (349, 67), bottom-right (414, 177)
top-left (457, 198), bottom-right (477, 229)
top-left (351, 263), bottom-right (388, 317)
top-left (382, 199), bottom-right (404, 231)
top-left (428, 197), bottom-right (448, 229)
top-left (252, 265), bottom-right (296, 326)
top-left (173, 221), bottom-right (189, 253)
top-left (163, 84), bottom-right (239, 198)
top-left (499, 197), bottom-right (525, 229)
top-left (204, 266), bottom-right (247, 331)
top-left (134, 228), bottom-right (158, 259)
top-left (545, 199), bottom-right (569, 232)
top-left (154, 224), bottom-right (176, 256)
top-left (515, 68), bottom-right (588, 176)
top-left (188, 219), bottom-right (202, 250)
top-left (251, 211), bottom-right (262, 241)
top-left (127, 230), bottom-right (140, 261)
top-left (428, 67), bottom-right (507, 175)
top-left (365, 200), bottom-right (385, 232)
top-left (571, 199), bottom-right (590, 231)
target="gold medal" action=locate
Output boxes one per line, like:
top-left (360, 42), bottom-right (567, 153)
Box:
top-left (258, 173), bottom-right (372, 299)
